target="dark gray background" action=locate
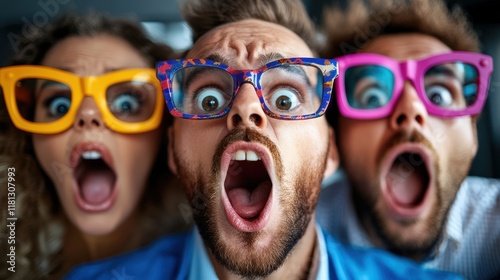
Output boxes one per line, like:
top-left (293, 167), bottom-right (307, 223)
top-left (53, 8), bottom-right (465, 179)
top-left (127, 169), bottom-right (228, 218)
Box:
top-left (1, 0), bottom-right (498, 178)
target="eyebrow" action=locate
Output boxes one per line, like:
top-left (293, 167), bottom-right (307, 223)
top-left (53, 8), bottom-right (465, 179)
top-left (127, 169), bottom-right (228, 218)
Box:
top-left (34, 79), bottom-right (70, 100)
top-left (281, 64), bottom-right (312, 87)
top-left (204, 52), bottom-right (310, 85)
top-left (205, 54), bottom-right (231, 66)
top-left (258, 52), bottom-right (285, 67)
top-left (182, 67), bottom-right (213, 90)
top-left (39, 80), bottom-right (69, 90)
top-left (426, 64), bottom-right (464, 83)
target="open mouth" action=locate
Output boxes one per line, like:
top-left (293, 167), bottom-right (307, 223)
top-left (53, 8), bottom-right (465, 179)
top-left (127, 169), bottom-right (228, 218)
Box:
top-left (381, 146), bottom-right (433, 218)
top-left (71, 143), bottom-right (117, 212)
top-left (221, 144), bottom-right (274, 232)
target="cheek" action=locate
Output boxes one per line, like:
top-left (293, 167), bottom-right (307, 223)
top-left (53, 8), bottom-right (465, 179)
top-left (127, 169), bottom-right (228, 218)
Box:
top-left (277, 121), bottom-right (329, 170)
top-left (32, 134), bottom-right (70, 184)
top-left (113, 129), bottom-right (163, 186)
top-left (109, 130), bottom-right (163, 218)
top-left (430, 118), bottom-right (477, 163)
top-left (172, 121), bottom-right (219, 168)
top-left (339, 119), bottom-right (385, 163)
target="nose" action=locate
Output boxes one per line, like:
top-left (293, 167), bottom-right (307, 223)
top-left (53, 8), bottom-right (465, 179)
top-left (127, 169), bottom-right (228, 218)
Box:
top-left (226, 83), bottom-right (267, 130)
top-left (74, 97), bottom-right (104, 131)
top-left (390, 82), bottom-right (428, 131)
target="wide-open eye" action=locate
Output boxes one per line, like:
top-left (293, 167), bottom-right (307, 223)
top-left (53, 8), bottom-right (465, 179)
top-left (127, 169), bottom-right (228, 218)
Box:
top-left (107, 81), bottom-right (157, 122)
top-left (345, 65), bottom-right (394, 110)
top-left (425, 85), bottom-right (453, 107)
top-left (46, 95), bottom-right (71, 117)
top-left (196, 88), bottom-right (226, 113)
top-left (174, 66), bottom-right (233, 116)
top-left (261, 64), bottom-right (321, 116)
top-left (37, 80), bottom-right (72, 120)
top-left (424, 62), bottom-right (478, 109)
top-left (109, 93), bottom-right (141, 115)
top-left (358, 86), bottom-right (389, 109)
top-left (269, 88), bottom-right (300, 111)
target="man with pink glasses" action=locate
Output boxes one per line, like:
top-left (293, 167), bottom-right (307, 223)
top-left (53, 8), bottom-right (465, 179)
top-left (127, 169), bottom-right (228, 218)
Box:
top-left (317, 0), bottom-right (500, 279)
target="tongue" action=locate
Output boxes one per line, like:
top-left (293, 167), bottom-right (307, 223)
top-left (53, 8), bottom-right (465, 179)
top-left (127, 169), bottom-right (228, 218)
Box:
top-left (386, 156), bottom-right (426, 206)
top-left (80, 169), bottom-right (114, 205)
top-left (227, 180), bottom-right (272, 219)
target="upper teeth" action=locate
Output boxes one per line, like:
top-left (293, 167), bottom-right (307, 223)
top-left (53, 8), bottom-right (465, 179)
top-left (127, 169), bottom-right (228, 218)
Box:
top-left (82, 151), bottom-right (102, 160)
top-left (232, 150), bottom-right (261, 161)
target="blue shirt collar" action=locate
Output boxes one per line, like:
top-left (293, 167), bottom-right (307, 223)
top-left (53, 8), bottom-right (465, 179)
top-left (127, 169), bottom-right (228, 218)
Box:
top-left (189, 228), bottom-right (218, 280)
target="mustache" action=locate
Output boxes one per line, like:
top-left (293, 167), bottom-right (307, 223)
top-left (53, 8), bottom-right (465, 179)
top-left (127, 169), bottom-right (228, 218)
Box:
top-left (212, 128), bottom-right (284, 181)
top-left (376, 130), bottom-right (437, 167)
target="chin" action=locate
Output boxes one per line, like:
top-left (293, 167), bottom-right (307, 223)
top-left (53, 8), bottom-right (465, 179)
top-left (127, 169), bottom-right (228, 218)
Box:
top-left (72, 212), bottom-right (123, 236)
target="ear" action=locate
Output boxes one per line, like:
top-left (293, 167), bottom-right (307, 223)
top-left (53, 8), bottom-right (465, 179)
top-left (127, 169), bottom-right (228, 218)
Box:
top-left (323, 126), bottom-right (339, 179)
top-left (167, 126), bottom-right (178, 176)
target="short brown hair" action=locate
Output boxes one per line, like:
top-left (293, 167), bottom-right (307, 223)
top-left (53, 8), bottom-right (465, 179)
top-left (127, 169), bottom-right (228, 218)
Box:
top-left (181, 0), bottom-right (318, 52)
top-left (320, 0), bottom-right (480, 58)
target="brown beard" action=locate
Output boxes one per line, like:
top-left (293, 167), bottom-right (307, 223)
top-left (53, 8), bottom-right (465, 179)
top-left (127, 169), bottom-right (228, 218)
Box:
top-left (343, 130), bottom-right (469, 258)
top-left (173, 127), bottom-right (327, 278)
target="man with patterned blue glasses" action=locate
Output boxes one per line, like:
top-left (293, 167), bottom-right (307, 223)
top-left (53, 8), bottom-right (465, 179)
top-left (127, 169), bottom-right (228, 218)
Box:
top-left (66, 0), bottom-right (463, 279)
top-left (316, 0), bottom-right (500, 279)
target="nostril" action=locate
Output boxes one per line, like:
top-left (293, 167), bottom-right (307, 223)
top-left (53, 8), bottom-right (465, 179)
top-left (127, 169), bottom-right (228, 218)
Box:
top-left (77, 118), bottom-right (101, 127)
top-left (396, 114), bottom-right (406, 126)
top-left (394, 113), bottom-right (424, 128)
top-left (249, 114), bottom-right (262, 126)
top-left (415, 115), bottom-right (423, 125)
top-left (232, 115), bottom-right (242, 127)
top-left (230, 114), bottom-right (263, 128)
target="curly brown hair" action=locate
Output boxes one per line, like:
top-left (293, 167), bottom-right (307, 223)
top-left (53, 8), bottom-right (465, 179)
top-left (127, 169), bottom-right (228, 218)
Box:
top-left (0, 12), bottom-right (188, 279)
top-left (181, 0), bottom-right (319, 52)
top-left (320, 0), bottom-right (480, 58)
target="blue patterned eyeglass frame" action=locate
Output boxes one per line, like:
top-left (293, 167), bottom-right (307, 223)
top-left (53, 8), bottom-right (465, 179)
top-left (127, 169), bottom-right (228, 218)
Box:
top-left (156, 57), bottom-right (338, 120)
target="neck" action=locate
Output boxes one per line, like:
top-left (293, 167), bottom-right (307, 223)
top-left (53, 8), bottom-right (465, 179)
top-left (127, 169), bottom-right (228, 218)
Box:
top-left (87, 211), bottom-right (143, 259)
top-left (211, 219), bottom-right (319, 280)
top-left (56, 211), bottom-right (143, 277)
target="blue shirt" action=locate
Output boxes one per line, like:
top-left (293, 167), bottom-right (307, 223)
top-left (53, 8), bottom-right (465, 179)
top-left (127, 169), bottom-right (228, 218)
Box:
top-left (64, 226), bottom-right (462, 279)
top-left (317, 173), bottom-right (500, 280)
top-left (188, 225), bottom-right (329, 280)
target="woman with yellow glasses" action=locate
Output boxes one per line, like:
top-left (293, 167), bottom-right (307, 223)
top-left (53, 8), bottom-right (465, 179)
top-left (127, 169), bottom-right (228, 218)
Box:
top-left (0, 12), bottom-right (188, 279)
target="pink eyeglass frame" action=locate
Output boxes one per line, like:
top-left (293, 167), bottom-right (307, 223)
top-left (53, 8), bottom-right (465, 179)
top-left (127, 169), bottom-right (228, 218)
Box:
top-left (335, 51), bottom-right (493, 119)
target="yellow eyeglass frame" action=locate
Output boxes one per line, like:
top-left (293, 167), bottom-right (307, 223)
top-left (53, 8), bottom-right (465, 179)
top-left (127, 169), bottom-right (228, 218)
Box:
top-left (0, 65), bottom-right (164, 134)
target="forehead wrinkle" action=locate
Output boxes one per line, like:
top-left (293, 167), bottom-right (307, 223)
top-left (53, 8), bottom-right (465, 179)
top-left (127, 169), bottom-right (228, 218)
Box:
top-left (41, 34), bottom-right (149, 76)
top-left (205, 52), bottom-right (285, 70)
top-left (52, 48), bottom-right (112, 74)
top-left (189, 19), bottom-right (312, 70)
